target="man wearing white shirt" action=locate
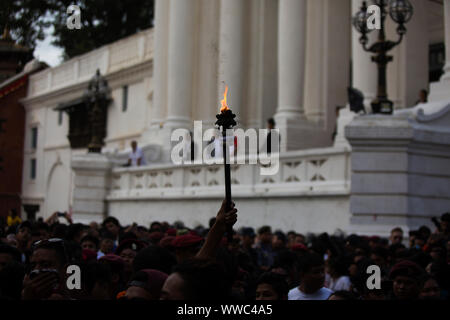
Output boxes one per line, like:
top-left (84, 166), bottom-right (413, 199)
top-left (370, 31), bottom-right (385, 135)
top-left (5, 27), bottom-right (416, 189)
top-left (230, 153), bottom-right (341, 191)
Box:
top-left (127, 141), bottom-right (147, 166)
top-left (288, 253), bottom-right (333, 300)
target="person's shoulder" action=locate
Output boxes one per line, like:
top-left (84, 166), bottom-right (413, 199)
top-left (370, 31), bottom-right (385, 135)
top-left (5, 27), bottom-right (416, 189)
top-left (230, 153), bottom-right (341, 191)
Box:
top-left (288, 287), bottom-right (300, 298)
top-left (320, 287), bottom-right (333, 297)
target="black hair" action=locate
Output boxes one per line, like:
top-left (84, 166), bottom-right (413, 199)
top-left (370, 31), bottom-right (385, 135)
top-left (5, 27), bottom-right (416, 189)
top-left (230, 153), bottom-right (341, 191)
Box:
top-left (267, 118), bottom-right (275, 126)
top-left (0, 244), bottom-right (21, 262)
top-left (32, 239), bottom-right (68, 267)
top-left (65, 223), bottom-right (87, 242)
top-left (371, 246), bottom-right (389, 261)
top-left (173, 258), bottom-right (230, 301)
top-left (133, 246), bottom-right (177, 275)
top-left (256, 272), bottom-right (289, 300)
top-left (274, 231), bottom-right (287, 244)
top-left (80, 235), bottom-right (100, 249)
top-left (258, 226), bottom-right (271, 235)
top-left (297, 253), bottom-right (324, 274)
top-left (440, 212), bottom-right (450, 222)
top-left (103, 217), bottom-right (120, 228)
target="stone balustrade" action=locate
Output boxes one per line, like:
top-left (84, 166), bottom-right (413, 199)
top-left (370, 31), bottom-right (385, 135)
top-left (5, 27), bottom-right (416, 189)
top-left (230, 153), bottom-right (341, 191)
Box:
top-left (28, 28), bottom-right (154, 97)
top-left (107, 146), bottom-right (351, 201)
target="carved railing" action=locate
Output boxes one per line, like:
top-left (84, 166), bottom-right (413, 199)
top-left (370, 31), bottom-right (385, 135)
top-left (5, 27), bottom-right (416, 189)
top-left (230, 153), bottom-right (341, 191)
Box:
top-left (107, 147), bottom-right (351, 201)
top-left (28, 29), bottom-right (154, 97)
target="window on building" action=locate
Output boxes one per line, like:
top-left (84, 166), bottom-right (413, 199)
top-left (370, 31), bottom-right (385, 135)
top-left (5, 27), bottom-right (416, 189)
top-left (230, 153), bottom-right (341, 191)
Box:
top-left (30, 158), bottom-right (36, 180)
top-left (31, 127), bottom-right (38, 149)
top-left (122, 85), bottom-right (128, 112)
top-left (58, 110), bottom-right (63, 125)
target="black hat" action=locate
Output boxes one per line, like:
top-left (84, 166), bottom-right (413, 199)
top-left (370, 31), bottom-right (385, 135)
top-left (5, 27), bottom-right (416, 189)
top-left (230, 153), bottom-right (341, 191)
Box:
top-left (239, 227), bottom-right (256, 238)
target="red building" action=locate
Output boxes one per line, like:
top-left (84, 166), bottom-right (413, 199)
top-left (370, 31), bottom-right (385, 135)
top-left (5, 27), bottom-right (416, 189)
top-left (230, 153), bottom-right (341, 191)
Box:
top-left (0, 29), bottom-right (44, 220)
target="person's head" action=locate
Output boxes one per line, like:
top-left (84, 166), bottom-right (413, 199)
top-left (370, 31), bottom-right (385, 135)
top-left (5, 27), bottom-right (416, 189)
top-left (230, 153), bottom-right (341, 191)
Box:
top-left (258, 226), bottom-right (272, 245)
top-left (100, 236), bottom-right (115, 254)
top-left (35, 222), bottom-right (50, 241)
top-left (255, 272), bottom-right (289, 300)
top-left (9, 209), bottom-right (18, 217)
top-left (298, 253), bottom-right (325, 293)
top-left (419, 89), bottom-right (428, 103)
top-left (370, 246), bottom-right (389, 269)
top-left (133, 245), bottom-right (177, 275)
top-left (294, 233), bottom-right (306, 245)
top-left (440, 212), bottom-right (450, 234)
top-left (328, 290), bottom-right (358, 300)
top-left (66, 223), bottom-right (88, 243)
top-left (272, 231), bottom-right (287, 250)
top-left (150, 221), bottom-right (163, 233)
top-left (419, 276), bottom-right (440, 300)
top-left (81, 261), bottom-right (113, 300)
top-left (390, 260), bottom-right (425, 300)
top-left (131, 140), bottom-right (137, 151)
top-left (30, 238), bottom-right (68, 276)
top-left (267, 118), bottom-right (275, 130)
top-left (239, 227), bottom-right (256, 248)
top-left (390, 227), bottom-right (403, 245)
top-left (116, 239), bottom-right (146, 274)
top-left (98, 254), bottom-right (126, 293)
top-left (16, 221), bottom-right (32, 247)
top-left (80, 235), bottom-right (99, 252)
top-left (0, 244), bottom-right (21, 272)
top-left (102, 217), bottom-right (120, 238)
top-left (123, 269), bottom-right (168, 300)
top-left (172, 234), bottom-right (204, 263)
top-left (160, 258), bottom-right (230, 300)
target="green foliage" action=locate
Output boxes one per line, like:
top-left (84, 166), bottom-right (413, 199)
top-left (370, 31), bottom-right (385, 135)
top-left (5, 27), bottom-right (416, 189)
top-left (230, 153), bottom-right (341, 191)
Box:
top-left (49, 0), bottom-right (154, 59)
top-left (0, 0), bottom-right (56, 51)
top-left (1, 0), bottom-right (154, 60)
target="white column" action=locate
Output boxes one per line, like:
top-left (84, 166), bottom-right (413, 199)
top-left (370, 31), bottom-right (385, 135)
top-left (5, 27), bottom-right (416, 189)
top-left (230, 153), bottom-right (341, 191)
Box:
top-left (442, 0), bottom-right (450, 81)
top-left (218, 0), bottom-right (246, 124)
top-left (274, 0), bottom-right (310, 151)
top-left (193, 0), bottom-right (220, 129)
top-left (151, 0), bottom-right (170, 127)
top-left (351, 0), bottom-right (377, 109)
top-left (276, 0), bottom-right (307, 119)
top-left (165, 0), bottom-right (195, 129)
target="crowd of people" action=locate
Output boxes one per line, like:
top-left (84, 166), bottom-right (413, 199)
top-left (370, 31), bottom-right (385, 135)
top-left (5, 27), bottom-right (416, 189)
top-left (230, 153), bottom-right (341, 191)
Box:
top-left (0, 201), bottom-right (449, 301)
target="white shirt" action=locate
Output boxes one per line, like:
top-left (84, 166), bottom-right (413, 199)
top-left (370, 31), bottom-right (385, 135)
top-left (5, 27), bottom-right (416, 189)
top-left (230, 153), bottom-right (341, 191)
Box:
top-left (328, 276), bottom-right (351, 292)
top-left (129, 147), bottom-right (146, 166)
top-left (288, 287), bottom-right (333, 300)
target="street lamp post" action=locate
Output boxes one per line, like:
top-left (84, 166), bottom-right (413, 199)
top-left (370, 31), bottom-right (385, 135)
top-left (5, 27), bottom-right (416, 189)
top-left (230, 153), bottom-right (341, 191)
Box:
top-left (352, 0), bottom-right (413, 114)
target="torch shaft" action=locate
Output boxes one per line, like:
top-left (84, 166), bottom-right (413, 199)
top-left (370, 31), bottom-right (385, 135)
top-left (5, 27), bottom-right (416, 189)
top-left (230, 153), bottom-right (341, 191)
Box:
top-left (222, 129), bottom-right (233, 242)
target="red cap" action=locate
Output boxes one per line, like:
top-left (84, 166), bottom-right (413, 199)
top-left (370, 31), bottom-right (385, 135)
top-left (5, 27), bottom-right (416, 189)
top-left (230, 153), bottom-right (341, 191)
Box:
top-left (291, 243), bottom-right (308, 252)
top-left (159, 236), bottom-right (175, 249)
top-left (99, 253), bottom-right (125, 266)
top-left (171, 234), bottom-right (204, 248)
top-left (82, 248), bottom-right (97, 261)
top-left (389, 260), bottom-right (424, 281)
top-left (166, 228), bottom-right (177, 237)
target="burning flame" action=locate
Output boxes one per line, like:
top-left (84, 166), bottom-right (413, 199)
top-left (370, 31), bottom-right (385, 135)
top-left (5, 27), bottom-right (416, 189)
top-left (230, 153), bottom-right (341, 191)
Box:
top-left (220, 85), bottom-right (229, 113)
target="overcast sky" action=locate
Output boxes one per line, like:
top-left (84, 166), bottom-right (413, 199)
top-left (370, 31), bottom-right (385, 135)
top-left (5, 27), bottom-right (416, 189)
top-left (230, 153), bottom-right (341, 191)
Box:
top-left (33, 24), bottom-right (64, 67)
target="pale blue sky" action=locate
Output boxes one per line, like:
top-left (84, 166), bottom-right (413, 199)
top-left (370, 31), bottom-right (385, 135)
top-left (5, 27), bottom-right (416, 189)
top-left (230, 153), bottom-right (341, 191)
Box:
top-left (33, 25), bottom-right (64, 67)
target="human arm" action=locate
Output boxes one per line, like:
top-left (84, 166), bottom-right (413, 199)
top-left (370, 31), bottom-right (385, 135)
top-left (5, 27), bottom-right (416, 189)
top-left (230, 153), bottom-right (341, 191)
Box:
top-left (196, 199), bottom-right (238, 260)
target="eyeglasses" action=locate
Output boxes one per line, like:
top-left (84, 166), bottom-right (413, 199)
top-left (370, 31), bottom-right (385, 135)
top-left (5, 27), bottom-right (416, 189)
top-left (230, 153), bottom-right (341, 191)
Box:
top-left (32, 238), bottom-right (70, 263)
top-left (32, 238), bottom-right (64, 249)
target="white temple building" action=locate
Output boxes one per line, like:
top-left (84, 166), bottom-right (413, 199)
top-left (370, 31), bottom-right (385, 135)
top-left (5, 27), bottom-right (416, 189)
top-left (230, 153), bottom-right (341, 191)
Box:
top-left (19, 0), bottom-right (450, 237)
